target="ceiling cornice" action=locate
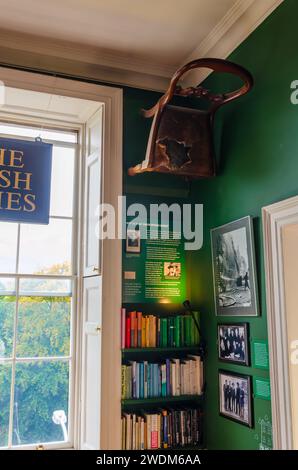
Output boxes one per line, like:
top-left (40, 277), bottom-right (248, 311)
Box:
top-left (182, 0), bottom-right (284, 86)
top-left (0, 0), bottom-right (284, 91)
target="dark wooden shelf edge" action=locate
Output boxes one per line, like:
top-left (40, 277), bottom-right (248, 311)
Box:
top-left (122, 395), bottom-right (204, 407)
top-left (122, 347), bottom-right (200, 353)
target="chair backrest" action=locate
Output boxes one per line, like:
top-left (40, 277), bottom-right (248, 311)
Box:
top-left (128, 58), bottom-right (253, 178)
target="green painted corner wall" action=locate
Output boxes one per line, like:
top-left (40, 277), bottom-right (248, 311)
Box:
top-left (189, 0), bottom-right (298, 449)
top-left (122, 0), bottom-right (298, 450)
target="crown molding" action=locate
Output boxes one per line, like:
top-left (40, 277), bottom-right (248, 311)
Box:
top-left (0, 0), bottom-right (284, 91)
top-left (182, 0), bottom-right (285, 86)
top-left (0, 28), bottom-right (176, 79)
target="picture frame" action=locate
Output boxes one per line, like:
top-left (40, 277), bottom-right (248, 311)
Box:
top-left (218, 370), bottom-right (253, 428)
top-left (126, 229), bottom-right (141, 253)
top-left (217, 323), bottom-right (250, 366)
top-left (211, 216), bottom-right (259, 316)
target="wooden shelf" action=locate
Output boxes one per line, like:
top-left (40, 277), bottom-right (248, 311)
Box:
top-left (122, 394), bottom-right (203, 409)
top-left (122, 346), bottom-right (200, 360)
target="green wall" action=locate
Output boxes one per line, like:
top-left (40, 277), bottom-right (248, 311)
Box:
top-left (123, 0), bottom-right (298, 449)
top-left (189, 0), bottom-right (297, 449)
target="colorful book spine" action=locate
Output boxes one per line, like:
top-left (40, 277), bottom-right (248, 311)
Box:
top-left (174, 315), bottom-right (181, 347)
top-left (139, 362), bottom-right (144, 399)
top-left (125, 316), bottom-right (131, 348)
top-left (121, 308), bottom-right (126, 348)
top-left (157, 317), bottom-right (161, 347)
top-left (137, 311), bottom-right (142, 347)
top-left (161, 318), bottom-right (168, 347)
top-left (161, 364), bottom-right (167, 397)
top-left (141, 316), bottom-right (146, 347)
top-left (121, 365), bottom-right (126, 399)
top-left (122, 311), bottom-right (200, 349)
top-left (145, 316), bottom-right (150, 347)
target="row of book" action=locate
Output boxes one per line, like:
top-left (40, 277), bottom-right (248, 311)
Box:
top-left (121, 309), bottom-right (200, 349)
top-left (121, 356), bottom-right (203, 399)
top-left (121, 408), bottom-right (202, 450)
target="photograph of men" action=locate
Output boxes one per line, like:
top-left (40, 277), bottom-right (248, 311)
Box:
top-left (164, 262), bottom-right (181, 279)
top-left (219, 371), bottom-right (252, 427)
top-left (218, 323), bottom-right (249, 365)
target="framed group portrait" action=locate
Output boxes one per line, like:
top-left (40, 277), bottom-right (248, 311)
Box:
top-left (218, 323), bottom-right (250, 366)
top-left (218, 370), bottom-right (253, 428)
top-left (211, 216), bottom-right (259, 316)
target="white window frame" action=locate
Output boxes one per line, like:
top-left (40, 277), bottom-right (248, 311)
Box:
top-left (0, 67), bottom-right (123, 450)
top-left (0, 118), bottom-right (81, 450)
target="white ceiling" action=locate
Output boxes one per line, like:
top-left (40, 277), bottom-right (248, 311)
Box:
top-left (0, 0), bottom-right (235, 64)
top-left (0, 0), bottom-right (284, 90)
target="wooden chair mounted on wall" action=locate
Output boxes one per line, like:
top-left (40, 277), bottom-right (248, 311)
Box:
top-left (128, 58), bottom-right (253, 179)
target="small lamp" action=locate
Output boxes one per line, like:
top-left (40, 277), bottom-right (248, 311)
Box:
top-left (182, 300), bottom-right (206, 359)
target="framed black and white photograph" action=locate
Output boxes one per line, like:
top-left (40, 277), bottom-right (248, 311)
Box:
top-left (219, 370), bottom-right (253, 428)
top-left (211, 216), bottom-right (259, 316)
top-left (218, 323), bottom-right (250, 366)
top-left (126, 229), bottom-right (141, 253)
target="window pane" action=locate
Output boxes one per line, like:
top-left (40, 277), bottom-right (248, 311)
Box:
top-left (0, 124), bottom-right (77, 143)
top-left (50, 147), bottom-right (75, 217)
top-left (0, 278), bottom-right (16, 295)
top-left (0, 363), bottom-right (12, 448)
top-left (16, 296), bottom-right (71, 358)
top-left (0, 295), bottom-right (15, 358)
top-left (13, 361), bottom-right (69, 445)
top-left (18, 219), bottom-right (72, 275)
top-left (0, 222), bottom-right (18, 273)
top-left (19, 278), bottom-right (71, 296)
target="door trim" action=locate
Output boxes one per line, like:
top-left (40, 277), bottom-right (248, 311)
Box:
top-left (262, 195), bottom-right (298, 449)
top-left (0, 66), bottom-right (123, 449)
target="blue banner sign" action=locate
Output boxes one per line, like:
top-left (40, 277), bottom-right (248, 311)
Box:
top-left (0, 137), bottom-right (52, 224)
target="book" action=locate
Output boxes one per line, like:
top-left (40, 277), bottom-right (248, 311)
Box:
top-left (121, 365), bottom-right (126, 399)
top-left (145, 316), bottom-right (150, 347)
top-left (121, 308), bottom-right (126, 348)
top-left (129, 311), bottom-right (136, 348)
top-left (151, 414), bottom-right (158, 449)
top-left (149, 315), bottom-right (156, 347)
top-left (157, 317), bottom-right (161, 347)
top-left (125, 414), bottom-right (131, 450)
top-left (161, 364), bottom-right (167, 397)
top-left (132, 413), bottom-right (136, 450)
top-left (161, 318), bottom-right (168, 347)
top-left (174, 315), bottom-right (181, 347)
top-left (125, 316), bottom-right (131, 348)
top-left (121, 417), bottom-right (126, 450)
top-left (141, 316), bottom-right (146, 348)
top-left (137, 311), bottom-right (142, 347)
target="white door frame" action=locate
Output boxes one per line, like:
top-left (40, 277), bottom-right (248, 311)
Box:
top-left (262, 195), bottom-right (298, 450)
top-left (0, 66), bottom-right (123, 449)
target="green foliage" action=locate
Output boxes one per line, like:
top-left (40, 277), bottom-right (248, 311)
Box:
top-left (0, 271), bottom-right (71, 447)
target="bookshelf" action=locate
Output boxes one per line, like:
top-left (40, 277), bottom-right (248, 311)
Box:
top-left (121, 306), bottom-right (205, 450)
top-left (122, 395), bottom-right (203, 409)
